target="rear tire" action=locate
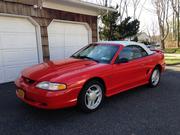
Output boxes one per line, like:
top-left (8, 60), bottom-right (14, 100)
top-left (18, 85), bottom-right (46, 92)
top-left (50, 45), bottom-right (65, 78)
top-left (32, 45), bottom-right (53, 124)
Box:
top-left (149, 67), bottom-right (161, 87)
top-left (78, 80), bottom-right (105, 113)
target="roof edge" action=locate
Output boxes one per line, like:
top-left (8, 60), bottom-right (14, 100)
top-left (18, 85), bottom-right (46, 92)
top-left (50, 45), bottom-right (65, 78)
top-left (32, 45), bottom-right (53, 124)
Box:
top-left (76, 1), bottom-right (117, 12)
top-left (44, 0), bottom-right (117, 13)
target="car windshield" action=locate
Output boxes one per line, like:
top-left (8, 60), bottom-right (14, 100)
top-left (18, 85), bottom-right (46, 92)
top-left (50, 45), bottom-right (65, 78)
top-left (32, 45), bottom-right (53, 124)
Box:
top-left (71, 44), bottom-right (119, 63)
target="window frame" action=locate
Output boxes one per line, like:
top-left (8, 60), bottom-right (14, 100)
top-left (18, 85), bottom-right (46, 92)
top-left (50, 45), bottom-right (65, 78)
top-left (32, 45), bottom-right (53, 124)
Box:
top-left (131, 45), bottom-right (149, 59)
top-left (115, 44), bottom-right (149, 63)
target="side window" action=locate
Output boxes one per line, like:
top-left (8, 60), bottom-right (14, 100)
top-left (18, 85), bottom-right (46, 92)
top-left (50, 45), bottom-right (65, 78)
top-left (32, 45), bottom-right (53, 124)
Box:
top-left (131, 46), bottom-right (142, 59)
top-left (135, 45), bottom-right (148, 57)
top-left (118, 46), bottom-right (134, 61)
top-left (117, 45), bottom-right (148, 62)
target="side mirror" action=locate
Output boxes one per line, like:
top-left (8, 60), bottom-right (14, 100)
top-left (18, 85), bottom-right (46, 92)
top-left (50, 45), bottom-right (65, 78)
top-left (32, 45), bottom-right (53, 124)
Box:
top-left (116, 58), bottom-right (129, 64)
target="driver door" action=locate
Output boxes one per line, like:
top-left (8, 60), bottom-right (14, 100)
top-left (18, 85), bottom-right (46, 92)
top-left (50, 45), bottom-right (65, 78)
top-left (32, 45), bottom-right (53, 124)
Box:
top-left (110, 45), bottom-right (148, 94)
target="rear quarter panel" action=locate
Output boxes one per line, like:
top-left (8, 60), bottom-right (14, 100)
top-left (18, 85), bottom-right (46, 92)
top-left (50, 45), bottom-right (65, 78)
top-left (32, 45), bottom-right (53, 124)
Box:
top-left (144, 51), bottom-right (165, 81)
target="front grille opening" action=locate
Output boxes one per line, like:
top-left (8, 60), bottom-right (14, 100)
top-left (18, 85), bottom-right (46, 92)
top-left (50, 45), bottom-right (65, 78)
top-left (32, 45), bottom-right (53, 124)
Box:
top-left (25, 97), bottom-right (47, 106)
top-left (22, 76), bottom-right (35, 85)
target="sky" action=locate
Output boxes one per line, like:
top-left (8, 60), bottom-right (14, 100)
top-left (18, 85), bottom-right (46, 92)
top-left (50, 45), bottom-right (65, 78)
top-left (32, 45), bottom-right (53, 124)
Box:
top-left (84, 0), bottom-right (159, 35)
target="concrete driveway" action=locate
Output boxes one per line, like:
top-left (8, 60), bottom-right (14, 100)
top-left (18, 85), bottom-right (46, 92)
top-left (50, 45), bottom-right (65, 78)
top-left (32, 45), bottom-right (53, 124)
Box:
top-left (0, 65), bottom-right (180, 135)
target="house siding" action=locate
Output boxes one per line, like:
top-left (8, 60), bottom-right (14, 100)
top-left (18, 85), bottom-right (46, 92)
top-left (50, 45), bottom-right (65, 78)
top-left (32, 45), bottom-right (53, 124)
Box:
top-left (0, 0), bottom-right (98, 60)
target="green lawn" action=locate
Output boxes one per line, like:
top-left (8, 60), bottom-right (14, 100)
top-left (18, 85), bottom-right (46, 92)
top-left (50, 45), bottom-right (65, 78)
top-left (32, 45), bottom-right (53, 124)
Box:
top-left (164, 48), bottom-right (180, 54)
top-left (165, 54), bottom-right (180, 65)
top-left (165, 59), bottom-right (180, 65)
top-left (164, 48), bottom-right (180, 65)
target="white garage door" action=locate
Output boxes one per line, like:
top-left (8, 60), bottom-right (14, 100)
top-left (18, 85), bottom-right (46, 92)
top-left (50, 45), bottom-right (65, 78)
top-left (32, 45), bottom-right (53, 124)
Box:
top-left (48, 21), bottom-right (90, 60)
top-left (0, 16), bottom-right (39, 83)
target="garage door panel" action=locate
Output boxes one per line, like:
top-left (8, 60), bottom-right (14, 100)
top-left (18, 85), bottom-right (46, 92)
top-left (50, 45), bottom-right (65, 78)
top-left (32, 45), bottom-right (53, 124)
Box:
top-left (65, 46), bottom-right (82, 58)
top-left (2, 49), bottom-right (38, 66)
top-left (50, 47), bottom-right (65, 60)
top-left (48, 21), bottom-right (90, 60)
top-left (0, 16), bottom-right (36, 33)
top-left (0, 50), bottom-right (3, 67)
top-left (64, 32), bottom-right (88, 46)
top-left (80, 36), bottom-right (89, 45)
top-left (4, 63), bottom-right (35, 83)
top-left (65, 35), bottom-right (88, 47)
top-left (1, 33), bottom-right (37, 49)
top-left (4, 66), bottom-right (22, 82)
top-left (48, 22), bottom-right (65, 34)
top-left (0, 16), bottom-right (39, 83)
top-left (65, 35), bottom-right (78, 46)
top-left (48, 34), bottom-right (65, 47)
top-left (0, 69), bottom-right (4, 84)
top-left (65, 34), bottom-right (81, 43)
top-left (71, 34), bottom-right (88, 43)
top-left (65, 24), bottom-right (88, 34)
top-left (66, 26), bottom-right (79, 33)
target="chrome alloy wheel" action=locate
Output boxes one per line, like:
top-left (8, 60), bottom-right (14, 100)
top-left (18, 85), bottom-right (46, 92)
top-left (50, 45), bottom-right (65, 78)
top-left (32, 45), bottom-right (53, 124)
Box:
top-left (151, 69), bottom-right (160, 86)
top-left (85, 84), bottom-right (103, 110)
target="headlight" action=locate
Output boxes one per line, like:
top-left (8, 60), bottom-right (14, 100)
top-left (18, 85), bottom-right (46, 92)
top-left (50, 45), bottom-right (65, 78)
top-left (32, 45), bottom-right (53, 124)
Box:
top-left (36, 81), bottom-right (67, 91)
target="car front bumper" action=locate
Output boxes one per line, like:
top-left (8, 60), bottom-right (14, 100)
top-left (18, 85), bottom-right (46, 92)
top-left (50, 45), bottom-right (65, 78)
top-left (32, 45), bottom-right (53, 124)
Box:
top-left (15, 77), bottom-right (80, 109)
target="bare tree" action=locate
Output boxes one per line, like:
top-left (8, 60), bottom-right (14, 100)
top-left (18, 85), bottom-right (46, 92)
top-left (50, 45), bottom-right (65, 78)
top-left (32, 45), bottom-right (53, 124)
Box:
top-left (132, 0), bottom-right (141, 19)
top-left (171, 0), bottom-right (180, 47)
top-left (137, 0), bottom-right (147, 19)
top-left (127, 0), bottom-right (147, 20)
top-left (124, 1), bottom-right (129, 17)
top-left (118, 0), bottom-right (130, 22)
top-left (105, 0), bottom-right (108, 6)
top-left (172, 11), bottom-right (177, 40)
top-left (147, 22), bottom-right (159, 42)
top-left (153, 0), bottom-right (170, 49)
top-left (94, 0), bottom-right (112, 7)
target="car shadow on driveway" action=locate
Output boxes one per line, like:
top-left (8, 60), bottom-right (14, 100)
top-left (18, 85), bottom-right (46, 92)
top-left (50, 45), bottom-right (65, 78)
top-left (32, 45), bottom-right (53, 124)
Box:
top-left (0, 68), bottom-right (180, 135)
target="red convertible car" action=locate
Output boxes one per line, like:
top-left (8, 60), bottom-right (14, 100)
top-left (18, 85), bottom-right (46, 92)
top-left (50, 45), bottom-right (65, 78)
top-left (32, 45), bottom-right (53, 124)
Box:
top-left (15, 41), bottom-right (165, 112)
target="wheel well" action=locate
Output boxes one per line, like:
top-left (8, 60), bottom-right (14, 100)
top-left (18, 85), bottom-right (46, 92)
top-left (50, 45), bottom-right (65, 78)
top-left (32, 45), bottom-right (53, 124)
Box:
top-left (83, 77), bottom-right (106, 92)
top-left (155, 64), bottom-right (162, 72)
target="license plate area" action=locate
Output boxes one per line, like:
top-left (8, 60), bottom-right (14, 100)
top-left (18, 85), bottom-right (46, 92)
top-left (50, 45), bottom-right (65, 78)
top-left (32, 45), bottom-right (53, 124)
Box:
top-left (17, 89), bottom-right (25, 98)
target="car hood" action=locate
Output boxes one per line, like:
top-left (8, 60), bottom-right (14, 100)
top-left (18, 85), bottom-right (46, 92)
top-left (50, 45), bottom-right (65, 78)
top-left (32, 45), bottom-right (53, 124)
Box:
top-left (22, 58), bottom-right (98, 81)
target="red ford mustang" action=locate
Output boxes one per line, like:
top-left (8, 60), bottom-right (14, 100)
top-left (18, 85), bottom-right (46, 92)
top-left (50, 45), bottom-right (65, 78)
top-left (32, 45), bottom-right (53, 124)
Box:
top-left (15, 41), bottom-right (165, 112)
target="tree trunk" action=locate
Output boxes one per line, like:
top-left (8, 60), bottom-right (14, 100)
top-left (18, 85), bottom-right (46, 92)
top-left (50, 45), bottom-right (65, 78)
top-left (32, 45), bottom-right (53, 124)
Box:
top-left (160, 24), bottom-right (165, 49)
top-left (177, 13), bottom-right (180, 47)
top-left (173, 12), bottom-right (176, 40)
top-left (161, 40), bottom-right (165, 49)
top-left (105, 0), bottom-right (108, 7)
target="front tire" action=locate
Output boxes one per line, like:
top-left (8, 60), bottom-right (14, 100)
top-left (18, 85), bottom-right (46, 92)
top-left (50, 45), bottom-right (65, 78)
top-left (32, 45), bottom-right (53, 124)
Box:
top-left (149, 67), bottom-right (161, 87)
top-left (78, 80), bottom-right (105, 112)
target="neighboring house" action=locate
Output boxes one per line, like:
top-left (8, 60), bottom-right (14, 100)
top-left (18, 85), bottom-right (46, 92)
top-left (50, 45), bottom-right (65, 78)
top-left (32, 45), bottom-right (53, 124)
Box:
top-left (0, 0), bottom-right (115, 83)
top-left (125, 32), bottom-right (150, 42)
top-left (137, 32), bottom-right (150, 42)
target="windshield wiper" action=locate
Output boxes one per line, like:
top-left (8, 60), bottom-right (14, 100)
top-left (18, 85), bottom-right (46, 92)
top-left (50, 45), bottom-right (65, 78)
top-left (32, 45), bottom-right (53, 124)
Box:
top-left (72, 55), bottom-right (99, 63)
top-left (80, 56), bottom-right (100, 63)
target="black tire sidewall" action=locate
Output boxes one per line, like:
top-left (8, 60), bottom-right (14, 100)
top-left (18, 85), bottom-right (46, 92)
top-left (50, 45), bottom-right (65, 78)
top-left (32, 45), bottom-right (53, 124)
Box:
top-left (78, 80), bottom-right (105, 112)
top-left (149, 68), bottom-right (161, 87)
